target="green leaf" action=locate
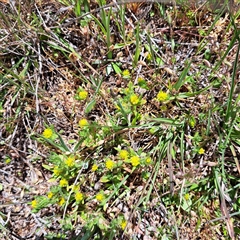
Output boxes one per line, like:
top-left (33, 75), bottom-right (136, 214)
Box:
top-left (100, 175), bottom-right (110, 183)
top-left (173, 61), bottom-right (191, 91)
top-left (85, 99), bottom-right (96, 114)
top-left (55, 132), bottom-right (70, 151)
top-left (42, 164), bottom-right (52, 170)
top-left (190, 183), bottom-right (199, 190)
top-left (112, 62), bottom-right (122, 75)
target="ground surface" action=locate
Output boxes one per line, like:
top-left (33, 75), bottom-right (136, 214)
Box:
top-left (0, 0), bottom-right (240, 239)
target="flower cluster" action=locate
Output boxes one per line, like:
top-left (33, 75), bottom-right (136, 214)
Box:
top-left (76, 87), bottom-right (88, 101)
top-left (59, 178), bottom-right (68, 187)
top-left (79, 118), bottom-right (89, 128)
top-left (119, 150), bottom-right (129, 160)
top-left (91, 164), bottom-right (98, 172)
top-left (65, 156), bottom-right (75, 167)
top-left (198, 148), bottom-right (205, 154)
top-left (78, 90), bottom-right (88, 100)
top-left (75, 192), bottom-right (84, 202)
top-left (122, 69), bottom-right (130, 78)
top-left (120, 220), bottom-right (127, 230)
top-left (105, 159), bottom-right (115, 170)
top-left (130, 94), bottom-right (140, 105)
top-left (31, 199), bottom-right (37, 208)
top-left (47, 192), bottom-right (54, 199)
top-left (42, 128), bottom-right (53, 139)
top-left (157, 91), bottom-right (169, 102)
top-left (130, 156), bottom-right (140, 167)
top-left (96, 192), bottom-right (105, 202)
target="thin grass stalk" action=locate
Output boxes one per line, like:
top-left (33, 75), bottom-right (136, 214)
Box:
top-left (225, 35), bottom-right (240, 122)
top-left (133, 23), bottom-right (140, 67)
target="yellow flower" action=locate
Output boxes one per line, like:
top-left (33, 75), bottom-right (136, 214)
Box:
top-left (53, 167), bottom-right (61, 176)
top-left (189, 117), bottom-right (196, 128)
top-left (42, 128), bottom-right (53, 139)
top-left (105, 159), bottom-right (115, 170)
top-left (47, 192), bottom-right (54, 199)
top-left (157, 91), bottom-right (169, 102)
top-left (184, 193), bottom-right (190, 201)
top-left (122, 69), bottom-right (130, 78)
top-left (146, 53), bottom-right (152, 61)
top-left (138, 77), bottom-right (144, 84)
top-left (59, 179), bottom-right (68, 187)
top-left (5, 158), bottom-right (11, 164)
top-left (198, 148), bottom-right (205, 154)
top-left (65, 156), bottom-right (75, 167)
top-left (75, 192), bottom-right (84, 202)
top-left (145, 157), bottom-right (152, 164)
top-left (130, 94), bottom-right (140, 105)
top-left (31, 199), bottom-right (37, 208)
top-left (79, 118), bottom-right (89, 128)
top-left (78, 90), bottom-right (88, 100)
top-left (121, 220), bottom-right (127, 230)
top-left (119, 150), bottom-right (129, 160)
top-left (59, 197), bottom-right (65, 206)
top-left (96, 193), bottom-right (104, 202)
top-left (91, 164), bottom-right (98, 172)
top-left (130, 156), bottom-right (140, 167)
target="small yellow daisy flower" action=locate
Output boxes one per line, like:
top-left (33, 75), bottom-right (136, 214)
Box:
top-left (122, 69), bottom-right (130, 78)
top-left (130, 94), bottom-right (140, 105)
top-left (79, 119), bottom-right (89, 128)
top-left (96, 193), bottom-right (104, 202)
top-left (42, 128), bottom-right (53, 139)
top-left (119, 150), bottom-right (129, 160)
top-left (53, 167), bottom-right (61, 176)
top-left (130, 156), bottom-right (140, 167)
top-left (31, 199), bottom-right (37, 208)
top-left (75, 192), bottom-right (84, 202)
top-left (198, 148), bottom-right (205, 154)
top-left (157, 91), bottom-right (169, 102)
top-left (121, 220), bottom-right (127, 230)
top-left (78, 90), bottom-right (88, 100)
top-left (59, 197), bottom-right (65, 206)
top-left (91, 164), bottom-right (98, 172)
top-left (59, 179), bottom-right (68, 187)
top-left (65, 156), bottom-right (75, 167)
top-left (105, 159), bottom-right (115, 170)
top-left (47, 192), bottom-right (54, 199)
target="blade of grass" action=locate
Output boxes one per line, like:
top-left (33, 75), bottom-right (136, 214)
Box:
top-left (225, 35), bottom-right (239, 122)
top-left (133, 23), bottom-right (140, 67)
top-left (136, 135), bottom-right (168, 207)
top-left (173, 60), bottom-right (191, 91)
top-left (148, 117), bottom-right (184, 126)
top-left (102, 173), bottom-right (130, 206)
